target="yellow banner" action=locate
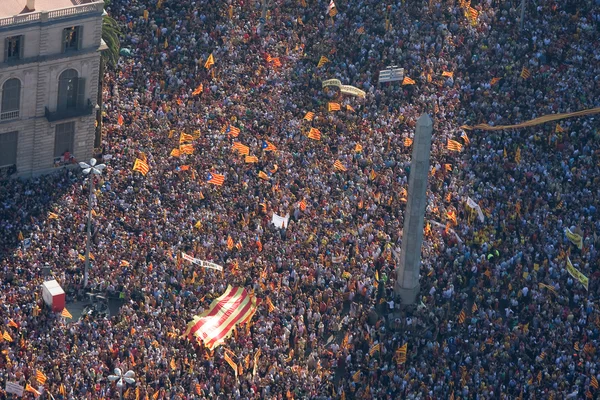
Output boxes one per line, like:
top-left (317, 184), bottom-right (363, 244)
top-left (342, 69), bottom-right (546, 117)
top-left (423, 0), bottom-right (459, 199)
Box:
top-left (565, 228), bottom-right (583, 250)
top-left (322, 79), bottom-right (342, 88)
top-left (340, 85), bottom-right (366, 98)
top-left (322, 80), bottom-right (366, 98)
top-left (461, 107), bottom-right (600, 131)
top-left (566, 256), bottom-right (588, 291)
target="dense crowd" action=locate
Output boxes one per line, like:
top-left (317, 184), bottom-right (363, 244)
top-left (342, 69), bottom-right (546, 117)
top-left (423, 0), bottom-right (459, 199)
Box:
top-left (1, 0), bottom-right (600, 398)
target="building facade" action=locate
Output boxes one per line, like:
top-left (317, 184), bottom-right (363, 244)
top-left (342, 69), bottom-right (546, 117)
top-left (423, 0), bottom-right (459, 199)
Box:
top-left (0, 0), bottom-right (105, 177)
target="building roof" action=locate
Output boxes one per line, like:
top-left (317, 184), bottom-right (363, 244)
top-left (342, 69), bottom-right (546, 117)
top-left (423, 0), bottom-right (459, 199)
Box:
top-left (0, 0), bottom-right (95, 18)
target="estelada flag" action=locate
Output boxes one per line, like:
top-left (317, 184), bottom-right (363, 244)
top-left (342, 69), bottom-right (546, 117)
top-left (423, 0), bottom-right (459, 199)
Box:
top-left (204, 53), bottom-right (215, 69)
top-left (262, 140), bottom-right (277, 151)
top-left (207, 173), bottom-right (225, 185)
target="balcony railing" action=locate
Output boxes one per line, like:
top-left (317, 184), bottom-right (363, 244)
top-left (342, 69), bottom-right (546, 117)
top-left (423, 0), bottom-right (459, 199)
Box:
top-left (0, 110), bottom-right (19, 121)
top-left (0, 1), bottom-right (104, 28)
top-left (45, 100), bottom-right (94, 122)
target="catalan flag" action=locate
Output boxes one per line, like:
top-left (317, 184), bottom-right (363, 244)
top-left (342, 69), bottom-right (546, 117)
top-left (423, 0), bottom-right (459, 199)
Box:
top-left (490, 77), bottom-right (501, 85)
top-left (232, 142), bottom-right (250, 156)
top-left (48, 212), bottom-right (59, 220)
top-left (354, 143), bottom-right (363, 152)
top-left (272, 58), bottom-right (282, 68)
top-left (555, 124), bottom-right (565, 133)
top-left (303, 112), bottom-right (315, 121)
top-left (245, 155), bottom-right (259, 163)
top-left (61, 308), bottom-right (73, 319)
top-left (447, 210), bottom-right (457, 224)
top-left (258, 171), bottom-right (270, 180)
top-left (328, 102), bottom-right (341, 112)
top-left (395, 342), bottom-right (408, 363)
top-left (447, 139), bottom-right (463, 152)
top-left (192, 83), bottom-right (203, 95)
top-left (404, 138), bottom-right (413, 147)
top-left (204, 53), bottom-right (215, 69)
top-left (223, 352), bottom-right (238, 373)
top-left (472, 303), bottom-right (478, 313)
top-left (402, 76), bottom-right (416, 85)
top-left (133, 158), bottom-right (150, 176)
top-left (180, 144), bottom-right (194, 155)
top-left (520, 67), bottom-right (531, 79)
top-left (444, 163), bottom-right (452, 172)
top-left (207, 173), bottom-right (225, 186)
top-left (262, 140), bottom-right (277, 151)
top-left (442, 71), bottom-right (454, 78)
top-left (329, 7), bottom-right (337, 17)
top-left (266, 297), bottom-right (276, 312)
top-left (8, 319), bottom-right (19, 329)
top-left (333, 160), bottom-right (347, 171)
top-left (36, 370), bottom-right (47, 385)
top-left (170, 358), bottom-right (177, 370)
top-left (117, 115), bottom-right (124, 125)
top-left (298, 199), bottom-right (307, 211)
top-left (180, 133), bottom-right (194, 143)
top-left (356, 26), bottom-right (365, 35)
top-left (224, 125), bottom-right (241, 137)
top-left (308, 128), bottom-right (321, 140)
top-left (317, 56), bottom-right (330, 68)
top-left (352, 371), bottom-right (361, 382)
top-left (120, 260), bottom-right (130, 267)
top-left (346, 104), bottom-right (355, 112)
top-left (458, 309), bottom-right (466, 324)
top-left (591, 376), bottom-right (599, 389)
top-left (369, 343), bottom-right (381, 356)
top-left (2, 331), bottom-right (13, 342)
top-left (515, 147), bottom-right (521, 164)
top-left (467, 6), bottom-right (478, 21)
top-left (25, 384), bottom-right (41, 397)
top-left (184, 286), bottom-right (258, 350)
top-left (227, 236), bottom-right (234, 250)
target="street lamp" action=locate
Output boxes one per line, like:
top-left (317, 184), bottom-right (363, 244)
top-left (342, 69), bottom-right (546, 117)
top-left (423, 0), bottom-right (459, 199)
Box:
top-left (108, 368), bottom-right (135, 398)
top-left (79, 158), bottom-right (106, 288)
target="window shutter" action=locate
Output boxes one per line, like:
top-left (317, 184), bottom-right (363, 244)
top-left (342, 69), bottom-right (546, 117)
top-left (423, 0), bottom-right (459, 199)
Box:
top-left (4, 38), bottom-right (9, 62)
top-left (18, 35), bottom-right (24, 59)
top-left (77, 78), bottom-right (86, 108)
top-left (77, 26), bottom-right (83, 50)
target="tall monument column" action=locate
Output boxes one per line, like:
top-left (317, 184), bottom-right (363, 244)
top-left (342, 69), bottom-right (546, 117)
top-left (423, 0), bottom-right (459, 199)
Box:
top-left (395, 114), bottom-right (433, 305)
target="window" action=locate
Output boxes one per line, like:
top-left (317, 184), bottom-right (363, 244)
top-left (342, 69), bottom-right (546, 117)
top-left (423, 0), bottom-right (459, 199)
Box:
top-left (54, 122), bottom-right (75, 158)
top-left (62, 26), bottom-right (82, 52)
top-left (1, 78), bottom-right (21, 120)
top-left (0, 131), bottom-right (18, 167)
top-left (4, 36), bottom-right (24, 62)
top-left (58, 69), bottom-right (86, 110)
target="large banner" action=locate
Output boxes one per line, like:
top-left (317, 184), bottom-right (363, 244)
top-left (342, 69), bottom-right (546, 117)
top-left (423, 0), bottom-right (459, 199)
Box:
top-left (460, 107), bottom-right (600, 131)
top-left (181, 252), bottom-right (223, 271)
top-left (565, 228), bottom-right (583, 249)
top-left (566, 256), bottom-right (589, 291)
top-left (5, 382), bottom-right (24, 396)
top-left (322, 79), bottom-right (366, 98)
top-left (184, 285), bottom-right (258, 350)
top-left (465, 197), bottom-right (485, 222)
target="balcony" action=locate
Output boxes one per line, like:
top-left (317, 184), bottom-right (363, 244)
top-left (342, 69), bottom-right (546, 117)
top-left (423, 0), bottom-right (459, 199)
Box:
top-left (0, 110), bottom-right (19, 121)
top-left (0, 1), bottom-right (104, 28)
top-left (45, 100), bottom-right (94, 122)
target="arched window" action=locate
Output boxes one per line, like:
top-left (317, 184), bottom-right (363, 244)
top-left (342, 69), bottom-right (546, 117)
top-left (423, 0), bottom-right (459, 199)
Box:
top-left (1, 78), bottom-right (21, 117)
top-left (57, 69), bottom-right (80, 110)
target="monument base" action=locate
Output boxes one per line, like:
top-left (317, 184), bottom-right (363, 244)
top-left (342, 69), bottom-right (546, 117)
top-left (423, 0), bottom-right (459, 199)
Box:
top-left (395, 283), bottom-right (420, 306)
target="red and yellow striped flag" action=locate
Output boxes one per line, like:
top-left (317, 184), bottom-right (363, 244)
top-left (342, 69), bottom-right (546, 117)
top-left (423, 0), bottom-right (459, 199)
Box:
top-left (192, 83), bottom-right (203, 95)
top-left (299, 199), bottom-right (307, 211)
top-left (308, 128), bottom-right (321, 140)
top-left (354, 143), bottom-right (363, 152)
top-left (36, 370), bottom-right (47, 385)
top-left (447, 211), bottom-right (457, 224)
top-left (223, 352), bottom-right (238, 374)
top-left (402, 76), bottom-right (416, 85)
top-left (258, 171), bottom-right (270, 180)
top-left (328, 102), bottom-right (341, 112)
top-left (317, 56), bottom-right (329, 68)
top-left (180, 133), bottom-right (194, 143)
top-left (133, 158), bottom-right (150, 176)
top-left (369, 343), bottom-right (381, 356)
top-left (490, 77), bottom-right (501, 85)
top-left (467, 6), bottom-right (478, 21)
top-left (346, 104), bottom-right (355, 112)
top-left (170, 148), bottom-right (180, 157)
top-left (61, 308), bottom-right (73, 319)
top-left (555, 124), bottom-right (565, 133)
top-left (447, 139), bottom-right (463, 152)
top-left (520, 67), bottom-right (531, 79)
top-left (245, 155), bottom-right (259, 163)
top-left (232, 142), bottom-right (250, 156)
top-left (180, 144), bottom-right (194, 155)
top-left (204, 53), bottom-right (215, 69)
top-left (333, 160), bottom-right (347, 172)
top-left (8, 319), bottom-right (19, 329)
top-left (170, 358), bottom-right (177, 370)
top-left (25, 384), bottom-right (40, 397)
top-left (303, 112), bottom-right (315, 121)
top-left (266, 297), bottom-right (276, 312)
top-left (458, 309), bottom-right (466, 323)
top-left (404, 138), bottom-right (413, 147)
top-left (591, 376), bottom-right (599, 389)
top-left (442, 71), bottom-right (454, 78)
top-left (48, 212), bottom-right (59, 220)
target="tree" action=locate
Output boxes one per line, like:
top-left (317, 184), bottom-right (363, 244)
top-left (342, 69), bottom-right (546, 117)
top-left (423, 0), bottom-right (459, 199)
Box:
top-left (95, 1), bottom-right (121, 147)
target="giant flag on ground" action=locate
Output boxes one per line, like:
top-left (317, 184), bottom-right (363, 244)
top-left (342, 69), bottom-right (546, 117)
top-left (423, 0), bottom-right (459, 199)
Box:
top-left (184, 286), bottom-right (258, 350)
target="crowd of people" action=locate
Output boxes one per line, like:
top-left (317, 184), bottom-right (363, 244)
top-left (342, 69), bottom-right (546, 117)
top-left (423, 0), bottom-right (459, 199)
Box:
top-left (1, 0), bottom-right (600, 398)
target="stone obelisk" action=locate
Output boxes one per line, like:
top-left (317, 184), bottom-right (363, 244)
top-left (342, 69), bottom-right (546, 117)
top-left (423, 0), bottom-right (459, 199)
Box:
top-left (395, 114), bottom-right (433, 305)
